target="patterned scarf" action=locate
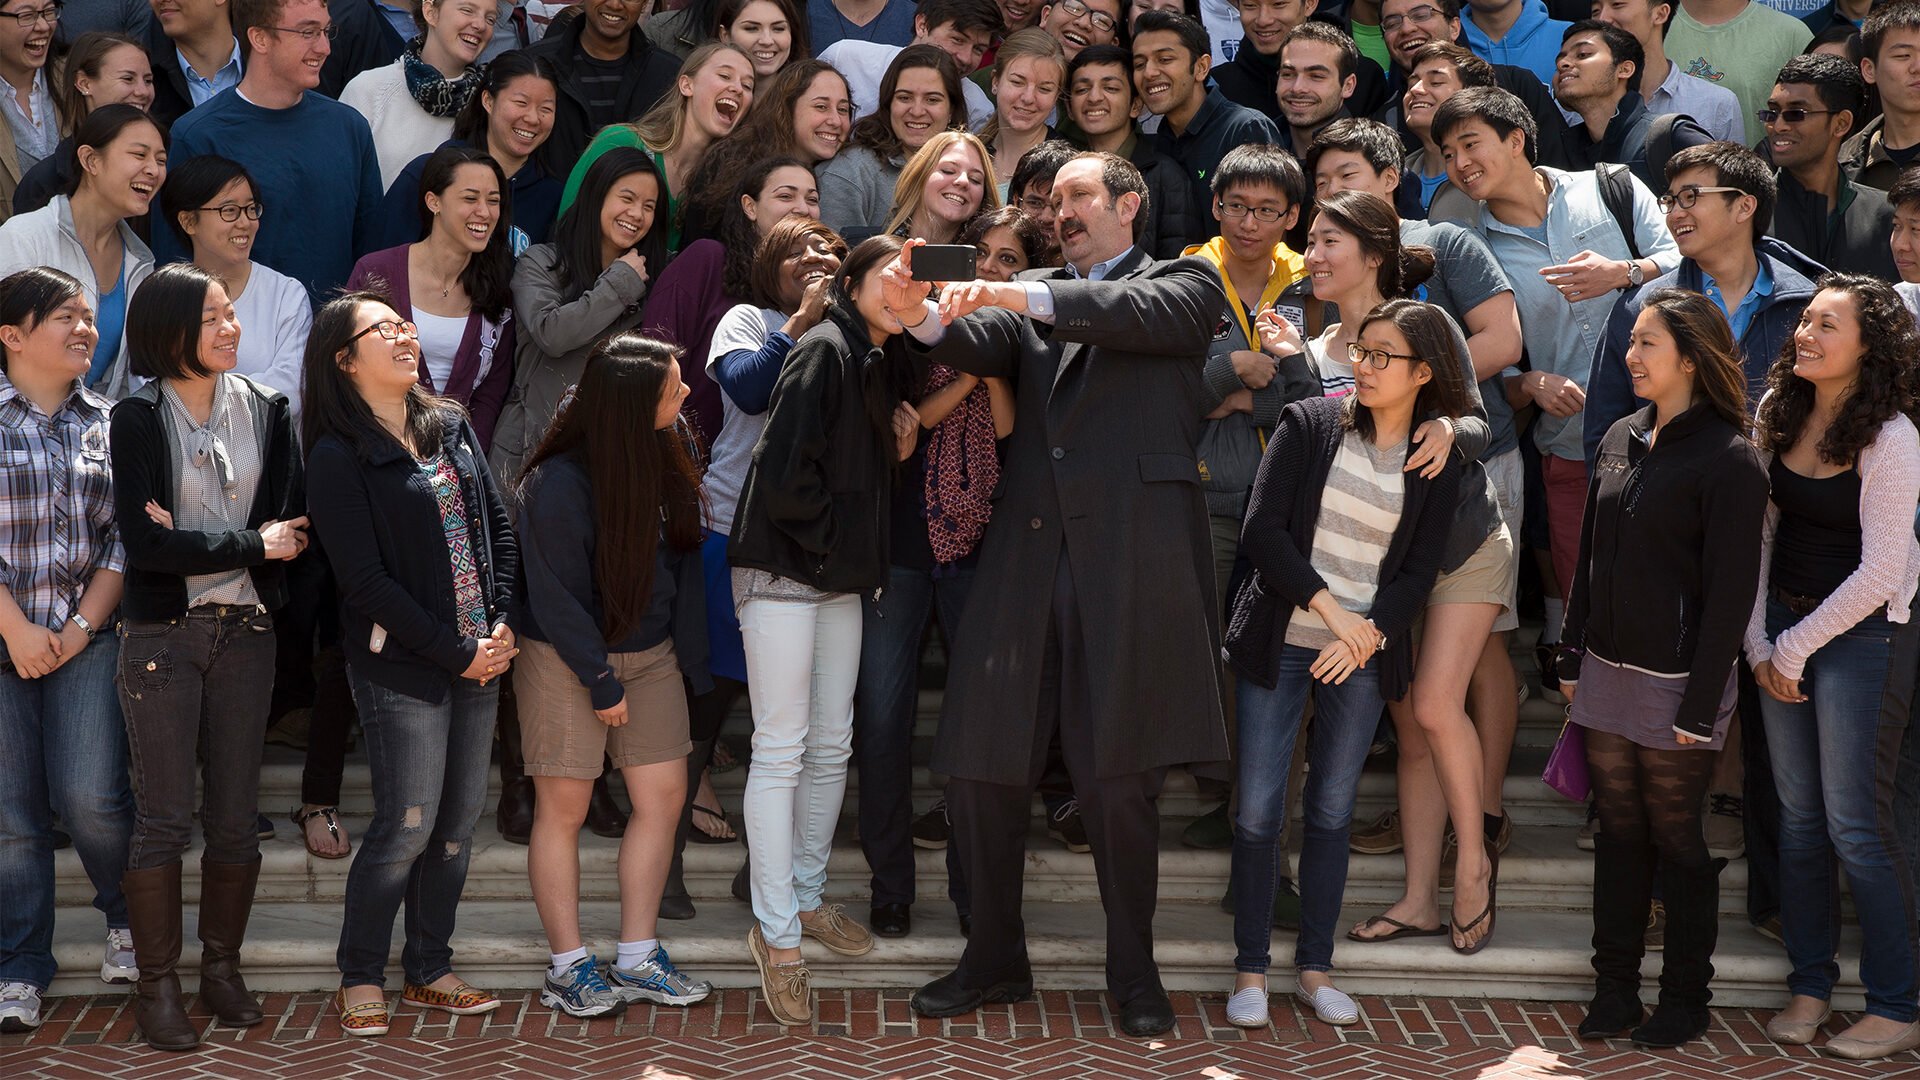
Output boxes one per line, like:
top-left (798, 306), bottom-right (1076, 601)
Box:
top-left (921, 364), bottom-right (1000, 568)
top-left (402, 36), bottom-right (487, 118)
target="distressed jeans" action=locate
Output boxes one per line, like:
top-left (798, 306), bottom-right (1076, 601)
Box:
top-left (0, 641), bottom-right (132, 989)
top-left (336, 667), bottom-right (498, 988)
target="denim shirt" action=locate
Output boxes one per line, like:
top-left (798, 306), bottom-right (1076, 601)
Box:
top-left (1450, 166), bottom-right (1679, 462)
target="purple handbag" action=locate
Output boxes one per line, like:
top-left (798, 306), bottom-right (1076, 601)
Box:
top-left (1541, 709), bottom-right (1590, 802)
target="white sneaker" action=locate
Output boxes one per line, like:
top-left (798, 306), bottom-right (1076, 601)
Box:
top-left (101, 927), bottom-right (136, 984)
top-left (0, 981), bottom-right (43, 1032)
top-left (1225, 985), bottom-right (1269, 1028)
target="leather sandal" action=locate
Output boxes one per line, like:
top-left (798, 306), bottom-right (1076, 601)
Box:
top-left (293, 806), bottom-right (351, 860)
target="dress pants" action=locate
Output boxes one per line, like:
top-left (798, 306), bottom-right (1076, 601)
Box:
top-left (946, 545), bottom-right (1168, 1005)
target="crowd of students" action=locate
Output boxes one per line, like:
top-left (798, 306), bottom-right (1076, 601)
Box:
top-left (4, 0), bottom-right (1920, 1061)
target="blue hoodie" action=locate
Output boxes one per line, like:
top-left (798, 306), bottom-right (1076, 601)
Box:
top-left (1462, 0), bottom-right (1570, 88)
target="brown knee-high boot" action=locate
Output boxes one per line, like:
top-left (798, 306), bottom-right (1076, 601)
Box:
top-left (196, 857), bottom-right (264, 1027)
top-left (121, 863), bottom-right (199, 1051)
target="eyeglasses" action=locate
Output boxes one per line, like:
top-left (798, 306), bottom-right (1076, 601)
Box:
top-left (1657, 185), bottom-right (1743, 212)
top-left (268, 22), bottom-right (337, 42)
top-left (1381, 4), bottom-right (1443, 33)
top-left (196, 201), bottom-right (264, 222)
top-left (1017, 193), bottom-right (1050, 215)
top-left (345, 319), bottom-right (417, 346)
top-left (0, 3), bottom-right (61, 27)
top-left (1347, 342), bottom-right (1420, 369)
top-left (1756, 107), bottom-right (1834, 124)
top-left (1217, 198), bottom-right (1288, 223)
top-left (1056, 0), bottom-right (1117, 36)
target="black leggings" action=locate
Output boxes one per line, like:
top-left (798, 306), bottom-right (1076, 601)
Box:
top-left (1584, 729), bottom-right (1717, 865)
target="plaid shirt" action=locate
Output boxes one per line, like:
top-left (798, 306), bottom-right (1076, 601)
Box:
top-left (0, 373), bottom-right (124, 631)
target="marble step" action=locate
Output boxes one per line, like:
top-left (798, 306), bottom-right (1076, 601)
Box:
top-left (53, 812), bottom-right (1749, 917)
top-left (41, 895), bottom-right (1861, 1009)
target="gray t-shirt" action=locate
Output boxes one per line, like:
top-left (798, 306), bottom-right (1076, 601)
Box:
top-left (1401, 218), bottom-right (1518, 459)
top-left (704, 303), bottom-right (784, 536)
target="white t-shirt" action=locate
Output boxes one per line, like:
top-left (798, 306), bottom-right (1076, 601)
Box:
top-left (704, 303), bottom-right (785, 536)
top-left (819, 40), bottom-right (995, 128)
top-left (230, 261), bottom-right (313, 419)
top-left (412, 308), bottom-right (468, 394)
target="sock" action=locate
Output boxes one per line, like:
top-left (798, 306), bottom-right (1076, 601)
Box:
top-left (1541, 598), bottom-right (1565, 645)
top-left (1483, 812), bottom-right (1504, 844)
top-left (549, 946), bottom-right (588, 980)
top-left (616, 938), bottom-right (658, 970)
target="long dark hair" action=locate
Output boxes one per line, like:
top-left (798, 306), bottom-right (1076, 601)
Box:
top-left (451, 49), bottom-right (561, 150)
top-left (517, 333), bottom-right (704, 642)
top-left (0, 266), bottom-right (85, 374)
top-left (300, 291), bottom-right (462, 461)
top-left (1310, 190), bottom-right (1436, 300)
top-left (1348, 299), bottom-right (1473, 441)
top-left (550, 148), bottom-right (671, 294)
top-left (126, 263), bottom-right (223, 381)
top-left (848, 45), bottom-right (967, 161)
top-left (63, 103), bottom-right (161, 199)
top-left (720, 154), bottom-right (809, 300)
top-left (715, 0), bottom-right (812, 64)
top-left (1637, 288), bottom-right (1750, 432)
top-left (1757, 273), bottom-right (1920, 465)
top-left (417, 146), bottom-right (515, 321)
top-left (832, 234), bottom-right (919, 454)
top-left (682, 61), bottom-right (850, 233)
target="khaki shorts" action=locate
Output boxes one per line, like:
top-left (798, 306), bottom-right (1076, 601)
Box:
top-left (1428, 521), bottom-right (1516, 613)
top-left (517, 637), bottom-right (691, 777)
top-left (1482, 447), bottom-right (1524, 633)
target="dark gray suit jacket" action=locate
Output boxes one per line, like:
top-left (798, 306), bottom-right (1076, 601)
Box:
top-left (915, 249), bottom-right (1232, 785)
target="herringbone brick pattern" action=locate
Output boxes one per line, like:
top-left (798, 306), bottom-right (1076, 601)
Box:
top-left (5, 991), bottom-right (1917, 1078)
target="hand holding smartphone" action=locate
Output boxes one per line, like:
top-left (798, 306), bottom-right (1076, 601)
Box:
top-left (910, 244), bottom-right (978, 283)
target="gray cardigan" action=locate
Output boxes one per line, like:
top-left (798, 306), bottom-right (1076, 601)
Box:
top-left (817, 145), bottom-right (904, 237)
top-left (489, 243), bottom-right (649, 492)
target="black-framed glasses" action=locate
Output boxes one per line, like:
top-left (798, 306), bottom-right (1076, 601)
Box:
top-left (1657, 185), bottom-right (1743, 212)
top-left (1347, 342), bottom-right (1419, 369)
top-left (268, 22), bottom-right (337, 42)
top-left (1017, 193), bottom-right (1050, 215)
top-left (0, 2), bottom-right (61, 27)
top-left (1756, 107), bottom-right (1833, 125)
top-left (1217, 198), bottom-right (1287, 223)
top-left (345, 319), bottom-right (416, 347)
top-left (196, 201), bottom-right (263, 222)
top-left (1057, 0), bottom-right (1118, 35)
top-left (1381, 4), bottom-right (1443, 33)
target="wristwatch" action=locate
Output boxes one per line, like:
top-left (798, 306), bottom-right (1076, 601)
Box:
top-left (1626, 260), bottom-right (1645, 287)
top-left (68, 612), bottom-right (96, 642)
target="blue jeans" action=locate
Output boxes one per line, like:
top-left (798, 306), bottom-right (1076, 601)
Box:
top-left (854, 563), bottom-right (974, 908)
top-left (337, 667), bottom-right (498, 987)
top-left (1760, 597), bottom-right (1920, 1021)
top-left (0, 641), bottom-right (132, 989)
top-left (1230, 642), bottom-right (1384, 974)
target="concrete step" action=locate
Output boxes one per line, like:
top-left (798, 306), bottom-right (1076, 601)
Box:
top-left (43, 895), bottom-right (1861, 1009)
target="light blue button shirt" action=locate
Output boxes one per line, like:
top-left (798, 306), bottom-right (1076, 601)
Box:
top-left (1703, 259), bottom-right (1774, 342)
top-left (179, 38), bottom-right (243, 106)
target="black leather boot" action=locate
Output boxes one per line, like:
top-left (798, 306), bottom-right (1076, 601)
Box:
top-left (196, 857), bottom-right (264, 1027)
top-left (121, 863), bottom-right (199, 1051)
top-left (1631, 858), bottom-right (1717, 1048)
top-left (1579, 838), bottom-right (1652, 1039)
top-left (495, 682), bottom-right (534, 844)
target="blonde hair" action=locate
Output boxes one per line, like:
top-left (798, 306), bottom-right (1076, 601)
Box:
top-left (884, 130), bottom-right (1002, 239)
top-left (978, 28), bottom-right (1066, 145)
top-left (629, 42), bottom-right (754, 154)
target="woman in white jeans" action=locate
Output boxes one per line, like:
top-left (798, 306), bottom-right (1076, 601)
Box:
top-left (724, 235), bottom-right (923, 1026)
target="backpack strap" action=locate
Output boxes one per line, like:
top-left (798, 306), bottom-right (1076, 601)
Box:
top-left (1595, 162), bottom-right (1643, 263)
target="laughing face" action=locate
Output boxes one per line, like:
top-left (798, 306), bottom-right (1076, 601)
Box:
top-left (685, 49), bottom-right (755, 141)
top-left (1402, 56), bottom-right (1460, 138)
top-left (1790, 288), bottom-right (1866, 391)
top-left (1132, 30), bottom-right (1204, 121)
top-left (791, 70), bottom-right (853, 162)
top-left (1438, 117), bottom-right (1524, 203)
top-left (598, 168), bottom-right (660, 260)
top-left (1277, 39), bottom-right (1354, 130)
top-left (743, 163), bottom-right (820, 237)
top-left (76, 43), bottom-right (155, 113)
top-left (582, 0), bottom-right (645, 50)
top-left (7, 294), bottom-right (98, 382)
top-left (1381, 0), bottom-right (1460, 70)
top-left (1662, 165), bottom-right (1748, 262)
top-left (1040, 0), bottom-right (1121, 60)
top-left (428, 161), bottom-right (502, 255)
top-left (1623, 306), bottom-right (1690, 406)
top-left (724, 0), bottom-right (793, 77)
top-left (992, 55), bottom-right (1063, 137)
top-left (485, 73), bottom-right (558, 163)
top-left (178, 176), bottom-right (261, 268)
top-left (1067, 59), bottom-right (1136, 140)
top-left (197, 281), bottom-right (243, 375)
top-left (1551, 30), bottom-right (1628, 113)
top-left (1234, 0), bottom-right (1313, 57)
top-left (80, 117), bottom-right (167, 219)
top-left (1762, 81), bottom-right (1848, 174)
top-left (424, 0), bottom-right (498, 69)
top-left (889, 66), bottom-right (953, 152)
top-left (252, 0), bottom-right (331, 92)
top-left (921, 141), bottom-right (988, 228)
top-left (0, 0), bottom-right (57, 75)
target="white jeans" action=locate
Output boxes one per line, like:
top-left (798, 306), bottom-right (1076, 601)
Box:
top-left (738, 592), bottom-right (863, 948)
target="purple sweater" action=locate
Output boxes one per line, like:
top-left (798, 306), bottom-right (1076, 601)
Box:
top-left (640, 239), bottom-right (738, 446)
top-left (347, 244), bottom-right (515, 451)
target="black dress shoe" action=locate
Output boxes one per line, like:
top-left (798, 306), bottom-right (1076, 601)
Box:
top-left (496, 779), bottom-right (534, 845)
top-left (871, 903), bottom-right (911, 938)
top-left (911, 967), bottom-right (1033, 1018)
top-left (586, 774), bottom-right (628, 838)
top-left (731, 860), bottom-right (752, 903)
top-left (1118, 988), bottom-right (1175, 1037)
top-left (658, 891), bottom-right (696, 920)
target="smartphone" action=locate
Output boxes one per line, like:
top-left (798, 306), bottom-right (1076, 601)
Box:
top-left (370, 624), bottom-right (388, 654)
top-left (912, 244), bottom-right (979, 282)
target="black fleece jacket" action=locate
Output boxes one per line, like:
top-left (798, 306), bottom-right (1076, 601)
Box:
top-left (109, 374), bottom-right (304, 622)
top-left (1558, 403), bottom-right (1769, 739)
top-left (1223, 395), bottom-right (1461, 701)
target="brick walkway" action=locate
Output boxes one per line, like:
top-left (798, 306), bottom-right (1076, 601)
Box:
top-left (6, 990), bottom-right (1919, 1078)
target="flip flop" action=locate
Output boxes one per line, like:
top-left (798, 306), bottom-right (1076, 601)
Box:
top-left (1346, 914), bottom-right (1446, 943)
top-left (690, 803), bottom-right (738, 844)
top-left (1450, 842), bottom-right (1500, 955)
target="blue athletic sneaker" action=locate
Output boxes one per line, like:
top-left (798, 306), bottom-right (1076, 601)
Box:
top-left (540, 955), bottom-right (624, 1017)
top-left (608, 946), bottom-right (712, 1006)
